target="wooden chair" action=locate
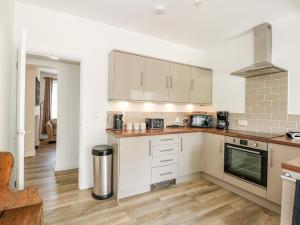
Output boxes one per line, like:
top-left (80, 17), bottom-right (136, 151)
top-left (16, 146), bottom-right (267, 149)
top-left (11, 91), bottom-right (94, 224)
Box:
top-left (0, 152), bottom-right (44, 225)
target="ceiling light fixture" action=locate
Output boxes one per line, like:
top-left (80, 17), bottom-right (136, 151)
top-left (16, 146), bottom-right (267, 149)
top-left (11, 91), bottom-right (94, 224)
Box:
top-left (154, 4), bottom-right (166, 15)
top-left (193, 0), bottom-right (202, 7)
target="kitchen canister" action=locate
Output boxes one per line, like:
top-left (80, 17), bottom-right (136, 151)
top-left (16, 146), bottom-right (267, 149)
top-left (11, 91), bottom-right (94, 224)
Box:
top-left (140, 122), bottom-right (146, 130)
top-left (133, 123), bottom-right (140, 130)
top-left (126, 123), bottom-right (133, 130)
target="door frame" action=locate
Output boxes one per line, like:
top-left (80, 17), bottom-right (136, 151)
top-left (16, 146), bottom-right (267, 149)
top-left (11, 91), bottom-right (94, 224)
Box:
top-left (16, 48), bottom-right (83, 189)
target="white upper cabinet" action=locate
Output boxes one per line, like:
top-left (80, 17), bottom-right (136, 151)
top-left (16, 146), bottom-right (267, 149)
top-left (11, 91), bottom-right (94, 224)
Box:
top-left (109, 51), bottom-right (145, 101)
top-left (108, 50), bottom-right (212, 104)
top-left (190, 67), bottom-right (212, 104)
top-left (144, 58), bottom-right (170, 102)
top-left (169, 63), bottom-right (191, 103)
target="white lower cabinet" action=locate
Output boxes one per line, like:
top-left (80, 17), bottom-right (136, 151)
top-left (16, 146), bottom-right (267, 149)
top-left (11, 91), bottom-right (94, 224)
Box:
top-left (203, 133), bottom-right (225, 180)
top-left (267, 144), bottom-right (300, 205)
top-left (152, 164), bottom-right (179, 184)
top-left (178, 132), bottom-right (202, 177)
top-left (119, 136), bottom-right (152, 194)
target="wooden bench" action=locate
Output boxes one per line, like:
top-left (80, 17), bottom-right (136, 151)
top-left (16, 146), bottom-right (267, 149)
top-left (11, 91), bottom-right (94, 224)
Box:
top-left (0, 152), bottom-right (44, 225)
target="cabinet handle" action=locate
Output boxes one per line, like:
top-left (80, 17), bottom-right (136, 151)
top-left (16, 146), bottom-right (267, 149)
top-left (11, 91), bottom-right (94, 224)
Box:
top-left (160, 138), bottom-right (173, 142)
top-left (170, 76), bottom-right (173, 89)
top-left (149, 140), bottom-right (152, 157)
top-left (166, 76), bottom-right (169, 88)
top-left (181, 137), bottom-right (183, 152)
top-left (160, 172), bottom-right (173, 176)
top-left (191, 79), bottom-right (194, 91)
top-left (269, 148), bottom-right (273, 168)
top-left (220, 140), bottom-right (223, 154)
top-left (140, 72), bottom-right (144, 86)
top-left (160, 149), bottom-right (173, 152)
top-left (160, 159), bottom-right (173, 163)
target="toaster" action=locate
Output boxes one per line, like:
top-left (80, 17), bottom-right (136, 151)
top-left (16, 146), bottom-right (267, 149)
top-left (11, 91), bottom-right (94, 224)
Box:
top-left (145, 118), bottom-right (164, 129)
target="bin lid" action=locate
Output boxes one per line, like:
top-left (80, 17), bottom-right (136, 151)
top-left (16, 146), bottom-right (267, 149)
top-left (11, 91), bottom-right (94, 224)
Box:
top-left (92, 145), bottom-right (113, 156)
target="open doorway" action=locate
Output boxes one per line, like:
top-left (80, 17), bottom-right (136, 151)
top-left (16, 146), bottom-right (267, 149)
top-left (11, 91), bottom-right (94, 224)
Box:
top-left (23, 54), bottom-right (80, 192)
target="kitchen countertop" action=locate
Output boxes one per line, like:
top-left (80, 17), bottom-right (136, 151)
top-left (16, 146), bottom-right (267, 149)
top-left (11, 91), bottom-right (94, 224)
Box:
top-left (106, 127), bottom-right (300, 147)
top-left (282, 157), bottom-right (300, 173)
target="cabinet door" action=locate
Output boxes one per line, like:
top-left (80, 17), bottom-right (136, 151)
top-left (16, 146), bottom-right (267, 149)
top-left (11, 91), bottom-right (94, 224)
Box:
top-left (169, 63), bottom-right (190, 103)
top-left (144, 58), bottom-right (169, 102)
top-left (190, 67), bottom-right (212, 104)
top-left (267, 144), bottom-right (300, 205)
top-left (179, 133), bottom-right (202, 177)
top-left (119, 137), bottom-right (151, 191)
top-left (203, 133), bottom-right (224, 179)
top-left (113, 51), bottom-right (145, 100)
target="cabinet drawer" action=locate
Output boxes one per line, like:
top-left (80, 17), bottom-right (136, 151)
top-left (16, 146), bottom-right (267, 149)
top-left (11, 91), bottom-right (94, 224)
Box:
top-left (152, 144), bottom-right (178, 157)
top-left (152, 164), bottom-right (178, 184)
top-left (152, 135), bottom-right (179, 146)
top-left (152, 154), bottom-right (179, 168)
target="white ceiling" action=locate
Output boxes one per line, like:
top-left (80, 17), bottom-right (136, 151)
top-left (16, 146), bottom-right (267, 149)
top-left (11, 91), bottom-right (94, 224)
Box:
top-left (17, 0), bottom-right (300, 49)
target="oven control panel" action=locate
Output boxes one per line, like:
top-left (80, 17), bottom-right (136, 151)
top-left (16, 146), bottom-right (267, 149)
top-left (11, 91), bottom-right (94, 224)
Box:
top-left (225, 136), bottom-right (268, 151)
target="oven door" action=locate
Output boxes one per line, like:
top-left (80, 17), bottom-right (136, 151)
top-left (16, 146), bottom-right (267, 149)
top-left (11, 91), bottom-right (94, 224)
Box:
top-left (224, 144), bottom-right (268, 187)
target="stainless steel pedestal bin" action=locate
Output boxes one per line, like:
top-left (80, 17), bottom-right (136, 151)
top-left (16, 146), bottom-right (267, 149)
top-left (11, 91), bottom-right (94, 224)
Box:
top-left (92, 145), bottom-right (113, 200)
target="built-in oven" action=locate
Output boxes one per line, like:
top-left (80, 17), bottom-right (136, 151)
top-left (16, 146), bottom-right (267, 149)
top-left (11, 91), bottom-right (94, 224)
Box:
top-left (224, 137), bottom-right (268, 188)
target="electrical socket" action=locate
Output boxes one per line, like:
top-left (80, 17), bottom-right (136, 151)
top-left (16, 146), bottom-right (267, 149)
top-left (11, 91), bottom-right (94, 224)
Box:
top-left (238, 120), bottom-right (248, 126)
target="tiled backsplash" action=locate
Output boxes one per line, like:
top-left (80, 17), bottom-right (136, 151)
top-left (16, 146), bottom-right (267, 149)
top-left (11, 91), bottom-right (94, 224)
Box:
top-left (229, 72), bottom-right (300, 134)
top-left (107, 72), bottom-right (300, 134)
top-left (106, 111), bottom-right (217, 129)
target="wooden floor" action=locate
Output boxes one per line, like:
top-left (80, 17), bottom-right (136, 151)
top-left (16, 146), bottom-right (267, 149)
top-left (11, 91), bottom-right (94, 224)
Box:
top-left (25, 143), bottom-right (280, 225)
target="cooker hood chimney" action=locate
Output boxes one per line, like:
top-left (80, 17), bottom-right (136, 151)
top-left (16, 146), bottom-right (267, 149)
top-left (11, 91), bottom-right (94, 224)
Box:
top-left (231, 23), bottom-right (287, 78)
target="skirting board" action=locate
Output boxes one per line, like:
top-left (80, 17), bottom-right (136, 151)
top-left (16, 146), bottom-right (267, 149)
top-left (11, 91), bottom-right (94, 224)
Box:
top-left (24, 150), bottom-right (36, 157)
top-left (202, 173), bottom-right (281, 214)
top-left (55, 162), bottom-right (78, 171)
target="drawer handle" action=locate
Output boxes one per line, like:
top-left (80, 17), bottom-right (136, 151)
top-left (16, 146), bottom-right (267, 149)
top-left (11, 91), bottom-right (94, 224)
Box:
top-left (160, 172), bottom-right (173, 176)
top-left (160, 138), bottom-right (173, 141)
top-left (160, 159), bottom-right (173, 163)
top-left (160, 149), bottom-right (173, 152)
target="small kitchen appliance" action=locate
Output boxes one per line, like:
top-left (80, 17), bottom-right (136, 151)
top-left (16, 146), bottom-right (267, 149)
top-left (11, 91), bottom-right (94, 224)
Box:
top-left (216, 111), bottom-right (229, 130)
top-left (286, 132), bottom-right (300, 140)
top-left (145, 118), bottom-right (164, 129)
top-left (189, 114), bottom-right (213, 128)
top-left (112, 114), bottom-right (123, 130)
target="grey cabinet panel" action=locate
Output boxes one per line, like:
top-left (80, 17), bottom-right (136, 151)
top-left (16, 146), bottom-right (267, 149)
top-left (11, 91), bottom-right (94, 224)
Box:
top-left (144, 58), bottom-right (169, 102)
top-left (169, 63), bottom-right (191, 103)
top-left (112, 51), bottom-right (145, 100)
top-left (190, 67), bottom-right (212, 104)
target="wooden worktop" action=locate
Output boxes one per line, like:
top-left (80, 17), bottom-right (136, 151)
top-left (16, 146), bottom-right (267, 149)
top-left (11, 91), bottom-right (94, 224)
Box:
top-left (282, 157), bottom-right (300, 173)
top-left (107, 127), bottom-right (300, 148)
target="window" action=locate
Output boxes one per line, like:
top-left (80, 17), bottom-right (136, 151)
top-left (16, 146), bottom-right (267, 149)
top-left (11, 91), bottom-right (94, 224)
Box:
top-left (51, 80), bottom-right (58, 119)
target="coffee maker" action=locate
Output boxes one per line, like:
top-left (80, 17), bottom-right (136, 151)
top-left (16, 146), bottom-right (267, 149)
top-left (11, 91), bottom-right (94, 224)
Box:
top-left (216, 111), bottom-right (229, 130)
top-left (112, 114), bottom-right (123, 130)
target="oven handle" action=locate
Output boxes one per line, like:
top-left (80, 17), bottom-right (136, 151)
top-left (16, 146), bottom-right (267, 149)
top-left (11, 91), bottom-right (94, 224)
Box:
top-left (227, 145), bottom-right (261, 155)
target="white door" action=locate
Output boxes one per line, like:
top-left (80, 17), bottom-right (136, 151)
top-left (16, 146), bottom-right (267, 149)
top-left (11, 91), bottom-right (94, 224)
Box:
top-left (16, 29), bottom-right (27, 190)
top-left (179, 133), bottom-right (202, 177)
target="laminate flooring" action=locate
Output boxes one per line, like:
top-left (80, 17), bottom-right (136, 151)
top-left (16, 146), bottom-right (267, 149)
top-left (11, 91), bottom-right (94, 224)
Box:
top-left (24, 143), bottom-right (280, 225)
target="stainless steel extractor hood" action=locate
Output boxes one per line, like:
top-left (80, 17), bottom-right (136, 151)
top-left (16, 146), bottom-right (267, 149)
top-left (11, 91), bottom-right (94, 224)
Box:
top-left (231, 23), bottom-right (287, 78)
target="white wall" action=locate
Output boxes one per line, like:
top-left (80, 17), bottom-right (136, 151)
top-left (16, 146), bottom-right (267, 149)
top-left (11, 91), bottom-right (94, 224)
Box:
top-left (14, 2), bottom-right (205, 189)
top-left (0, 0), bottom-right (14, 151)
top-left (202, 13), bottom-right (300, 114)
top-left (27, 57), bottom-right (80, 171)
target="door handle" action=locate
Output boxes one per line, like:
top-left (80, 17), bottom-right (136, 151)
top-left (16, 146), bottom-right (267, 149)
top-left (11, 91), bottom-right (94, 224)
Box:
top-left (269, 148), bottom-right (273, 168)
top-left (140, 72), bottom-right (144, 86)
top-left (149, 140), bottom-right (152, 157)
top-left (220, 140), bottom-right (223, 154)
top-left (166, 76), bottom-right (169, 88)
top-left (181, 137), bottom-right (183, 152)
